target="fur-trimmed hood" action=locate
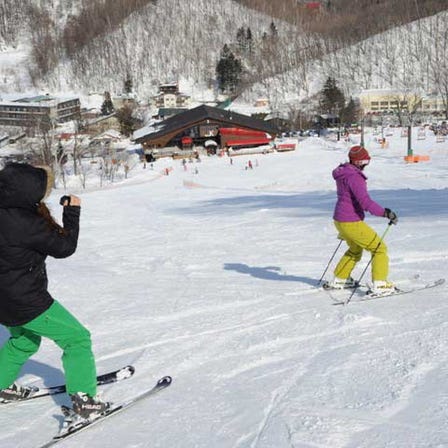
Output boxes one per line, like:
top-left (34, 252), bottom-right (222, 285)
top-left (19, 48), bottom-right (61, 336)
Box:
top-left (0, 162), bottom-right (79, 327)
top-left (0, 163), bottom-right (49, 209)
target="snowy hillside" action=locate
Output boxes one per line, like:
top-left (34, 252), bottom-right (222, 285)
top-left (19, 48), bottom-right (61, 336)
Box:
top-left (0, 0), bottom-right (294, 99)
top-left (1, 130), bottom-right (447, 447)
top-left (241, 9), bottom-right (448, 111)
top-left (2, 0), bottom-right (446, 108)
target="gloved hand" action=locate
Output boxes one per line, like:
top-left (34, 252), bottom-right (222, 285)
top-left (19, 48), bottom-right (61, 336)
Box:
top-left (384, 208), bottom-right (398, 225)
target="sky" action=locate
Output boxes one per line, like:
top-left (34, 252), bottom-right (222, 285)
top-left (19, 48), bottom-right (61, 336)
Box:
top-left (0, 128), bottom-right (447, 448)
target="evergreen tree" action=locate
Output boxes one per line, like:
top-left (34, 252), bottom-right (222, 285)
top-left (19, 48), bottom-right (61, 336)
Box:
top-left (320, 77), bottom-right (345, 115)
top-left (236, 27), bottom-right (253, 54)
top-left (100, 91), bottom-right (115, 115)
top-left (115, 105), bottom-right (137, 137)
top-left (124, 73), bottom-right (133, 94)
top-left (340, 97), bottom-right (359, 126)
top-left (246, 27), bottom-right (253, 54)
top-left (236, 27), bottom-right (246, 52)
top-left (216, 44), bottom-right (242, 94)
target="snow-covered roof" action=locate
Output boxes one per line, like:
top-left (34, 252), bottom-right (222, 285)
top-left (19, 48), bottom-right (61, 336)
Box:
top-left (133, 119), bottom-right (163, 140)
top-left (86, 113), bottom-right (116, 125)
top-left (0, 94), bottom-right (79, 107)
top-left (133, 104), bottom-right (279, 144)
top-left (358, 89), bottom-right (405, 96)
top-left (93, 129), bottom-right (122, 140)
top-left (126, 143), bottom-right (142, 151)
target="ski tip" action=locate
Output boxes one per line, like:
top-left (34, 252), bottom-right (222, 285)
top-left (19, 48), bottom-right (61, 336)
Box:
top-left (114, 365), bottom-right (136, 381)
top-left (123, 365), bottom-right (136, 377)
top-left (158, 376), bottom-right (172, 387)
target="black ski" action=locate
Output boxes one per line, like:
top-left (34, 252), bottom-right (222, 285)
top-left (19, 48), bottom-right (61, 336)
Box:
top-left (0, 365), bottom-right (135, 404)
top-left (38, 375), bottom-right (172, 448)
top-left (332, 278), bottom-right (445, 306)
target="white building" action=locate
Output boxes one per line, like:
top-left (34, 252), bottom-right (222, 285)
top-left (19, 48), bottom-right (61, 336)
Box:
top-left (0, 94), bottom-right (80, 127)
top-left (151, 83), bottom-right (191, 109)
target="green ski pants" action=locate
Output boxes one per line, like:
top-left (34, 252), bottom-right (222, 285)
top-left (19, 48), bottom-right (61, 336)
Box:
top-left (333, 220), bottom-right (389, 282)
top-left (0, 300), bottom-right (97, 396)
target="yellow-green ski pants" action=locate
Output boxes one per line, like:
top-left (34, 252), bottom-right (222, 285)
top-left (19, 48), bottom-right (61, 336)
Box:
top-left (0, 301), bottom-right (97, 396)
top-left (333, 220), bottom-right (389, 282)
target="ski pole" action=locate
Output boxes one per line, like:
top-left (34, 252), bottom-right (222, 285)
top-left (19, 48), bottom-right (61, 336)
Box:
top-left (317, 238), bottom-right (343, 286)
top-left (345, 221), bottom-right (393, 305)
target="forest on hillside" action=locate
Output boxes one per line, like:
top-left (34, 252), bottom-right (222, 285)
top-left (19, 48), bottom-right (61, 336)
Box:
top-left (235, 0), bottom-right (448, 42)
top-left (0, 0), bottom-right (447, 120)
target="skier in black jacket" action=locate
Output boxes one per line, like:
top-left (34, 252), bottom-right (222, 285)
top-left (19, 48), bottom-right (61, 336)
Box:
top-left (0, 163), bottom-right (109, 418)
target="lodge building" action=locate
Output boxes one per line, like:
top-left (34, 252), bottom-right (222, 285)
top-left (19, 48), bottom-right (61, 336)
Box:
top-left (133, 104), bottom-right (279, 151)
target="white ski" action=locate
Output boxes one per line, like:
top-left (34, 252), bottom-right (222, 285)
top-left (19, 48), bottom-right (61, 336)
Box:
top-left (38, 375), bottom-right (172, 447)
top-left (331, 278), bottom-right (445, 306)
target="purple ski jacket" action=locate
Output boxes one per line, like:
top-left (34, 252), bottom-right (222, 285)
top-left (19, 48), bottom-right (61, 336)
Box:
top-left (332, 163), bottom-right (385, 222)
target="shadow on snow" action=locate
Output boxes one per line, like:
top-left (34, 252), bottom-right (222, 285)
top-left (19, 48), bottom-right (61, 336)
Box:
top-left (223, 263), bottom-right (317, 286)
top-left (170, 188), bottom-right (448, 219)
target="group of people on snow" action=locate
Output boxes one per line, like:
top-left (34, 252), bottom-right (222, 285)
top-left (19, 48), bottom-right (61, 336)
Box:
top-left (0, 144), bottom-right (397, 419)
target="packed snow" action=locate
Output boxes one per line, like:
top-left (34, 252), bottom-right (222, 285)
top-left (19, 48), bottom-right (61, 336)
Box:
top-left (0, 129), bottom-right (447, 447)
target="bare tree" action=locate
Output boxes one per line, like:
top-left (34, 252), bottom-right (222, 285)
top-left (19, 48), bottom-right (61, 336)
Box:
top-left (426, 13), bottom-right (448, 119)
top-left (27, 6), bottom-right (60, 81)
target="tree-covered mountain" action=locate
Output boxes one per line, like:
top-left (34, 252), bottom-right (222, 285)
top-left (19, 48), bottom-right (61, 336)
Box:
top-left (0, 0), bottom-right (447, 112)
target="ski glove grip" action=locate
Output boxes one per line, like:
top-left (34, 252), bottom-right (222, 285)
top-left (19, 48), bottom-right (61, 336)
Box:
top-left (59, 195), bottom-right (71, 206)
top-left (384, 208), bottom-right (398, 225)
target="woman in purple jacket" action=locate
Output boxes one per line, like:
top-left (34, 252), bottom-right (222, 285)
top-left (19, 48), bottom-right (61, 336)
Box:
top-left (328, 145), bottom-right (398, 294)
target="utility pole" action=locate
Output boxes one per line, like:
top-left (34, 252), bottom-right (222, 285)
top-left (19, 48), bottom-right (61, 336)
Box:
top-left (407, 124), bottom-right (413, 157)
top-left (360, 116), bottom-right (365, 147)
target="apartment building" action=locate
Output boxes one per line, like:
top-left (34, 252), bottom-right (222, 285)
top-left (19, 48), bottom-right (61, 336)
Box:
top-left (359, 89), bottom-right (446, 117)
top-left (0, 94), bottom-right (81, 127)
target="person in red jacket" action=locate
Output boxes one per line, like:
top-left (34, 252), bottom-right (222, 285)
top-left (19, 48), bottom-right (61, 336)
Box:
top-left (0, 163), bottom-right (109, 419)
top-left (327, 146), bottom-right (398, 294)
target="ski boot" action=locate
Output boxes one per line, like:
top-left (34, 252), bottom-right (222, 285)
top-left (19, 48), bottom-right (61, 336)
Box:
top-left (367, 280), bottom-right (397, 297)
top-left (323, 276), bottom-right (358, 290)
top-left (0, 382), bottom-right (37, 402)
top-left (70, 392), bottom-right (111, 419)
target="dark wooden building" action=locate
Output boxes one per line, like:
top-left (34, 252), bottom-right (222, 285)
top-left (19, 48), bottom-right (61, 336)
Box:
top-left (133, 104), bottom-right (279, 150)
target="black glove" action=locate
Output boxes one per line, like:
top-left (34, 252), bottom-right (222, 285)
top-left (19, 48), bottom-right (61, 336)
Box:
top-left (384, 208), bottom-right (398, 225)
top-left (59, 195), bottom-right (71, 206)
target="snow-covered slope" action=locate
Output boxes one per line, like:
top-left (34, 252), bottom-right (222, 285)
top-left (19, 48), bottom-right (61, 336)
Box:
top-left (0, 130), bottom-right (447, 447)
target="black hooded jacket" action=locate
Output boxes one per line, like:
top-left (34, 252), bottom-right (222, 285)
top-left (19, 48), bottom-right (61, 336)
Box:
top-left (0, 163), bottom-right (80, 327)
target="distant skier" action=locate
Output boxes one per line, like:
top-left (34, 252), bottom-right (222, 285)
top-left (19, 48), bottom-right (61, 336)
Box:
top-left (327, 146), bottom-right (398, 294)
top-left (0, 163), bottom-right (109, 418)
